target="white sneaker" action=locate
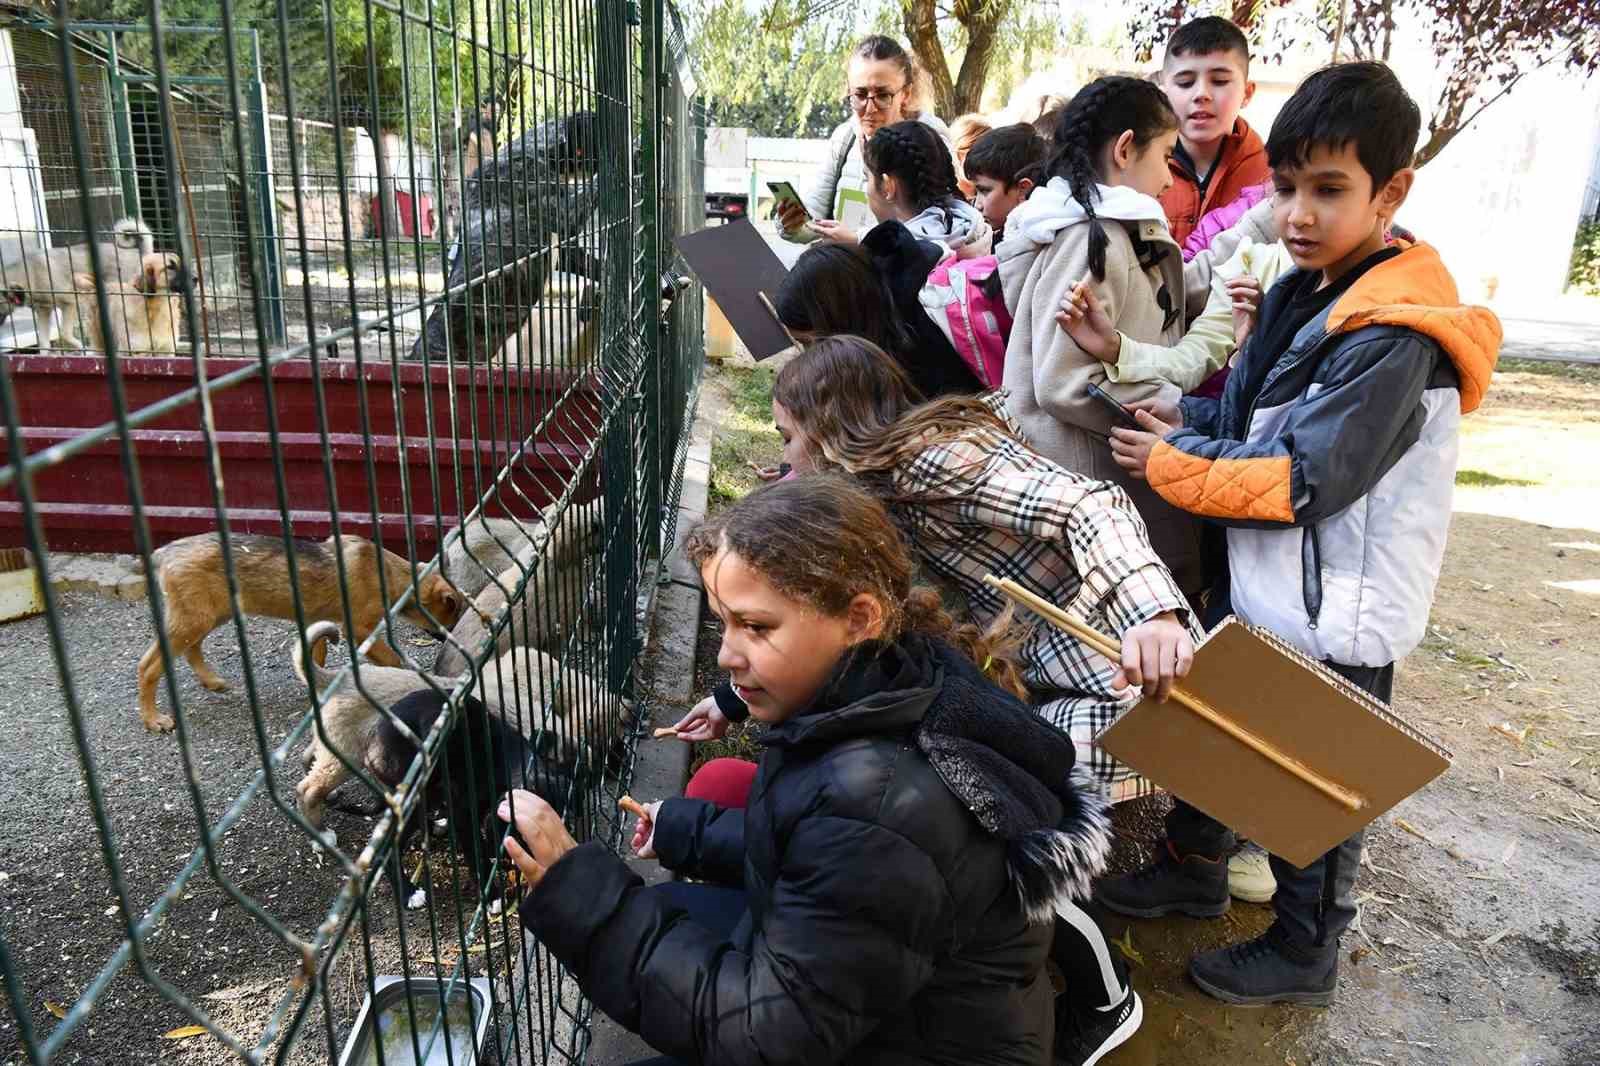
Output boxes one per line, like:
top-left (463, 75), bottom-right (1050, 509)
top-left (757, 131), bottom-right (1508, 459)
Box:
top-left (1228, 844), bottom-right (1276, 903)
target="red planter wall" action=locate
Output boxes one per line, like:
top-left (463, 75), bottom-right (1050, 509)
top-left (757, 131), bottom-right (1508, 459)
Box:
top-left (1, 354), bottom-right (604, 559)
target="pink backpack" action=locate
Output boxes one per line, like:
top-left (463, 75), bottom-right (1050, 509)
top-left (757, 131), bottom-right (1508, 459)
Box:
top-left (919, 252), bottom-right (1013, 390)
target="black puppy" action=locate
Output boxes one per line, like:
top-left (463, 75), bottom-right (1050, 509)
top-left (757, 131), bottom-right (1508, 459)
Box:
top-left (365, 689), bottom-right (580, 910)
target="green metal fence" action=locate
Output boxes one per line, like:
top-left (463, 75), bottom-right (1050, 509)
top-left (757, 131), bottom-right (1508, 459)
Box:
top-left (0, 0), bottom-right (704, 1059)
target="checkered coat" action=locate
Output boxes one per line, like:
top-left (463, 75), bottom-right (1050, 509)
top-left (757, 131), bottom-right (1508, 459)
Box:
top-left (887, 394), bottom-right (1193, 799)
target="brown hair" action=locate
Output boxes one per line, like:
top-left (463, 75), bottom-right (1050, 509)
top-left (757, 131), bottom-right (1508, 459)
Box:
top-left (851, 35), bottom-right (930, 118)
top-left (771, 335), bottom-right (1014, 497)
top-left (683, 474), bottom-right (1027, 700)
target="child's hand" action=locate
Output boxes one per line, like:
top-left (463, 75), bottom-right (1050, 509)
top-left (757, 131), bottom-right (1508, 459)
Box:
top-left (1055, 278), bottom-right (1120, 363)
top-left (671, 696), bottom-right (730, 742)
top-left (629, 800), bottom-right (663, 859)
top-left (1111, 611), bottom-right (1194, 703)
top-left (809, 219), bottom-right (858, 245)
top-left (1225, 274), bottom-right (1262, 349)
top-left (1108, 408), bottom-right (1173, 482)
top-left (497, 790), bottom-right (579, 889)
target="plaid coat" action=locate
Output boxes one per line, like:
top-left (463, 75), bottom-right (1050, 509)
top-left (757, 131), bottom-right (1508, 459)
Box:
top-left (887, 394), bottom-right (1193, 799)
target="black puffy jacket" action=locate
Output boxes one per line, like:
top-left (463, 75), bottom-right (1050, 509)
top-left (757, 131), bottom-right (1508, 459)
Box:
top-left (860, 221), bottom-right (984, 399)
top-left (522, 635), bottom-right (1109, 1066)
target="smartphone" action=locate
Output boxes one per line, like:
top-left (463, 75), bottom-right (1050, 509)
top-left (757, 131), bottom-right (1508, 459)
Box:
top-left (767, 181), bottom-right (813, 233)
top-left (1086, 381), bottom-right (1142, 431)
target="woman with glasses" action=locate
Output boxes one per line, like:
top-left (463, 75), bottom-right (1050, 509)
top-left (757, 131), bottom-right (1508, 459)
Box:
top-left (779, 36), bottom-right (950, 232)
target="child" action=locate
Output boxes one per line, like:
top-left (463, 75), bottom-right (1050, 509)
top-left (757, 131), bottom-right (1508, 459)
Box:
top-left (812, 120), bottom-right (989, 254)
top-left (500, 475), bottom-right (1116, 1065)
top-left (948, 111), bottom-right (994, 200)
top-left (673, 335), bottom-right (1199, 1064)
top-left (997, 75), bottom-right (1205, 599)
top-left (1158, 16), bottom-right (1268, 246)
top-left (1099, 61), bottom-right (1500, 1006)
top-left (963, 123), bottom-right (1047, 234)
top-left (773, 242), bottom-right (983, 398)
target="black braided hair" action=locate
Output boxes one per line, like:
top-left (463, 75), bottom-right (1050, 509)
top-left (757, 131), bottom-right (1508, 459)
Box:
top-left (863, 121), bottom-right (962, 231)
top-left (1045, 76), bottom-right (1177, 281)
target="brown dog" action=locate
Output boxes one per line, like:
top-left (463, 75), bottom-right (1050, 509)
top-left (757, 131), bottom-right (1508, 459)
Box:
top-left (137, 533), bottom-right (463, 733)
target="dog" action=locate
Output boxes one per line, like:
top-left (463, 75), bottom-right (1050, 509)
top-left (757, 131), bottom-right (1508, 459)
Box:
top-left (434, 508), bottom-right (597, 676)
top-left (292, 623), bottom-right (607, 828)
top-left (292, 621), bottom-right (449, 828)
top-left (1, 218), bottom-right (153, 349)
top-left (363, 688), bottom-right (581, 910)
top-left (137, 532), bottom-right (464, 733)
top-left (75, 252), bottom-right (188, 355)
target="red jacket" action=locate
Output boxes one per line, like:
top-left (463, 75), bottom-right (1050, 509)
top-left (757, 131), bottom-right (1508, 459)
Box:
top-left (1159, 117), bottom-right (1269, 247)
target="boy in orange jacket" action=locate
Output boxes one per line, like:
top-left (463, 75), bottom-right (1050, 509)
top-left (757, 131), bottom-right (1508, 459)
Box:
top-left (1158, 17), bottom-right (1269, 245)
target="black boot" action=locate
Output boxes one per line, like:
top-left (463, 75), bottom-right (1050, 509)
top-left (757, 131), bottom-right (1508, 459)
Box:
top-left (1054, 984), bottom-right (1142, 1066)
top-left (1094, 840), bottom-right (1229, 919)
top-left (1188, 922), bottom-right (1338, 1006)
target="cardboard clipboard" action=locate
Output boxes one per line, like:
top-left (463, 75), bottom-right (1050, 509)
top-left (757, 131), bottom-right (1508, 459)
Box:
top-left (984, 576), bottom-right (1451, 868)
top-left (674, 220), bottom-right (795, 361)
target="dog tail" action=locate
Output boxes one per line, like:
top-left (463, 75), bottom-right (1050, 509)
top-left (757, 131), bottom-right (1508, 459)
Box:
top-left (112, 218), bottom-right (154, 256)
top-left (293, 620), bottom-right (343, 693)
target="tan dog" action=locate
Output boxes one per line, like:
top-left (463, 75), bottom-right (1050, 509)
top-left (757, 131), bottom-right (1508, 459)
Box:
top-left (137, 532), bottom-right (464, 733)
top-left (75, 252), bottom-right (187, 355)
top-left (2, 218), bottom-right (152, 349)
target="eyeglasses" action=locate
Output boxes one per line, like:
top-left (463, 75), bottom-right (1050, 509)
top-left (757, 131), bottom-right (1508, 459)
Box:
top-left (843, 87), bottom-right (904, 113)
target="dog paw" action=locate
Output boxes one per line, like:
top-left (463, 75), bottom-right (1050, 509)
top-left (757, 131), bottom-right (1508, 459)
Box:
top-left (200, 678), bottom-right (230, 694)
top-left (142, 712), bottom-right (176, 734)
top-left (432, 817), bottom-right (448, 834)
top-left (488, 897), bottom-right (505, 918)
top-left (406, 888), bottom-right (428, 911)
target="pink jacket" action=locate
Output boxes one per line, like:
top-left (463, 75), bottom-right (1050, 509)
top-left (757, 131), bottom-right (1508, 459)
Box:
top-left (1181, 180), bottom-right (1272, 262)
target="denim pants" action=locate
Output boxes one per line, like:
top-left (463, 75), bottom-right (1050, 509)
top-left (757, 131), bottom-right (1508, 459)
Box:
top-left (1166, 660), bottom-right (1393, 954)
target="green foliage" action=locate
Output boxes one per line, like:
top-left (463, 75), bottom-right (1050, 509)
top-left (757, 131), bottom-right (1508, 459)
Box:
top-left (685, 0), bottom-right (882, 136)
top-left (1568, 219), bottom-right (1600, 298)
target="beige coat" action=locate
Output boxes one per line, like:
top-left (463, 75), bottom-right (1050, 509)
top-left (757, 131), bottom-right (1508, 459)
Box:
top-left (998, 190), bottom-right (1206, 598)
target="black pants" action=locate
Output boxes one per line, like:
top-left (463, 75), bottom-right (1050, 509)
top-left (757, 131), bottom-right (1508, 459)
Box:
top-left (1166, 660), bottom-right (1393, 954)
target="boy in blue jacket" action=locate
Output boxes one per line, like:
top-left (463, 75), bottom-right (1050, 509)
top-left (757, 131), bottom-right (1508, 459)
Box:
top-left (1098, 61), bottom-right (1500, 1006)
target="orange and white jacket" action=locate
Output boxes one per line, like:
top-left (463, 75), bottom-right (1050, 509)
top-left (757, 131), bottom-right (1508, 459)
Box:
top-left (1147, 243), bottom-right (1500, 667)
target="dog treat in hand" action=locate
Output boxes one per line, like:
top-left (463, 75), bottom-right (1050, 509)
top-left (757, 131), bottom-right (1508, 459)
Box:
top-left (617, 795), bottom-right (649, 819)
top-left (652, 727), bottom-right (680, 739)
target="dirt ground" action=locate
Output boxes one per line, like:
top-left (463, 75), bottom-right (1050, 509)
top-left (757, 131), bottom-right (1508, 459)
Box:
top-left (693, 356), bottom-right (1600, 1066)
top-left (0, 605), bottom-right (593, 1065)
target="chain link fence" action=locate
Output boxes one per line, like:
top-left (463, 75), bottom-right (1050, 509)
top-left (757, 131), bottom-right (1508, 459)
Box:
top-left (0, 0), bottom-right (704, 1059)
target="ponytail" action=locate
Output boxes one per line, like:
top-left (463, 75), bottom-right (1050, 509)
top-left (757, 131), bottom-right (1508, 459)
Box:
top-left (907, 589), bottom-right (1029, 700)
top-left (1045, 76), bottom-right (1177, 281)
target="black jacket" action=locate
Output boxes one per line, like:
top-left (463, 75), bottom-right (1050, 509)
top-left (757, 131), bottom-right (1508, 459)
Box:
top-left (861, 221), bottom-right (984, 399)
top-left (523, 635), bottom-right (1109, 1066)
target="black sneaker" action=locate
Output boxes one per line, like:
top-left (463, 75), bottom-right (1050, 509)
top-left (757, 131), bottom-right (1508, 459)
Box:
top-left (1188, 923), bottom-right (1338, 1006)
top-left (1054, 985), bottom-right (1143, 1065)
top-left (1094, 840), bottom-right (1230, 919)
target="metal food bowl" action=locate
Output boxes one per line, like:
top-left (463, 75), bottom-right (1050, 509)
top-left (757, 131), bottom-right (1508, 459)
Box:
top-left (337, 975), bottom-right (493, 1066)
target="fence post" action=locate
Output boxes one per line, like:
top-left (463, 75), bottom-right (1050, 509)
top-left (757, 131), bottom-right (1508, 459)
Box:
top-left (247, 30), bottom-right (286, 343)
top-left (104, 34), bottom-right (142, 221)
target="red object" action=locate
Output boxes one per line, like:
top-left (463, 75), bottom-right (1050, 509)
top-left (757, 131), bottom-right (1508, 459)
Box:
top-left (685, 757), bottom-right (758, 809)
top-left (0, 354), bottom-right (602, 557)
top-left (369, 191), bottom-right (436, 238)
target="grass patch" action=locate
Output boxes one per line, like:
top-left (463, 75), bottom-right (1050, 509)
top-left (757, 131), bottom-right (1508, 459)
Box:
top-left (706, 363), bottom-right (781, 513)
top-left (1496, 358), bottom-right (1600, 387)
top-left (1456, 468), bottom-right (1538, 488)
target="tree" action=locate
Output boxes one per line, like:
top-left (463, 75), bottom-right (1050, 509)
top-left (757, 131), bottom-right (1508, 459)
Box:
top-left (1126, 0), bottom-right (1600, 168)
top-left (902, 0), bottom-right (1011, 117)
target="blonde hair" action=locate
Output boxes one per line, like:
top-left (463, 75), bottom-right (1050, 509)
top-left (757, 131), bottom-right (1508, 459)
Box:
top-left (684, 474), bottom-right (1028, 700)
top-left (851, 35), bottom-right (933, 119)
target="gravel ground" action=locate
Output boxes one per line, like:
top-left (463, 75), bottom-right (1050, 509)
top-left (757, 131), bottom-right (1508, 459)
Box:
top-left (0, 591), bottom-right (589, 1065)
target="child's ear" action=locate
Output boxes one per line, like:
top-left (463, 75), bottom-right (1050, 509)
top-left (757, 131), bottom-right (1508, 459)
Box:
top-left (1111, 129), bottom-right (1136, 170)
top-left (1241, 78), bottom-right (1257, 110)
top-left (1377, 166), bottom-right (1415, 221)
top-left (1017, 177), bottom-right (1035, 197)
top-left (845, 592), bottom-right (887, 643)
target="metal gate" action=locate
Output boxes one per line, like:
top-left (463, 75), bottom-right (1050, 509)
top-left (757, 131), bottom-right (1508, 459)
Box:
top-left (0, 0), bottom-right (704, 1059)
